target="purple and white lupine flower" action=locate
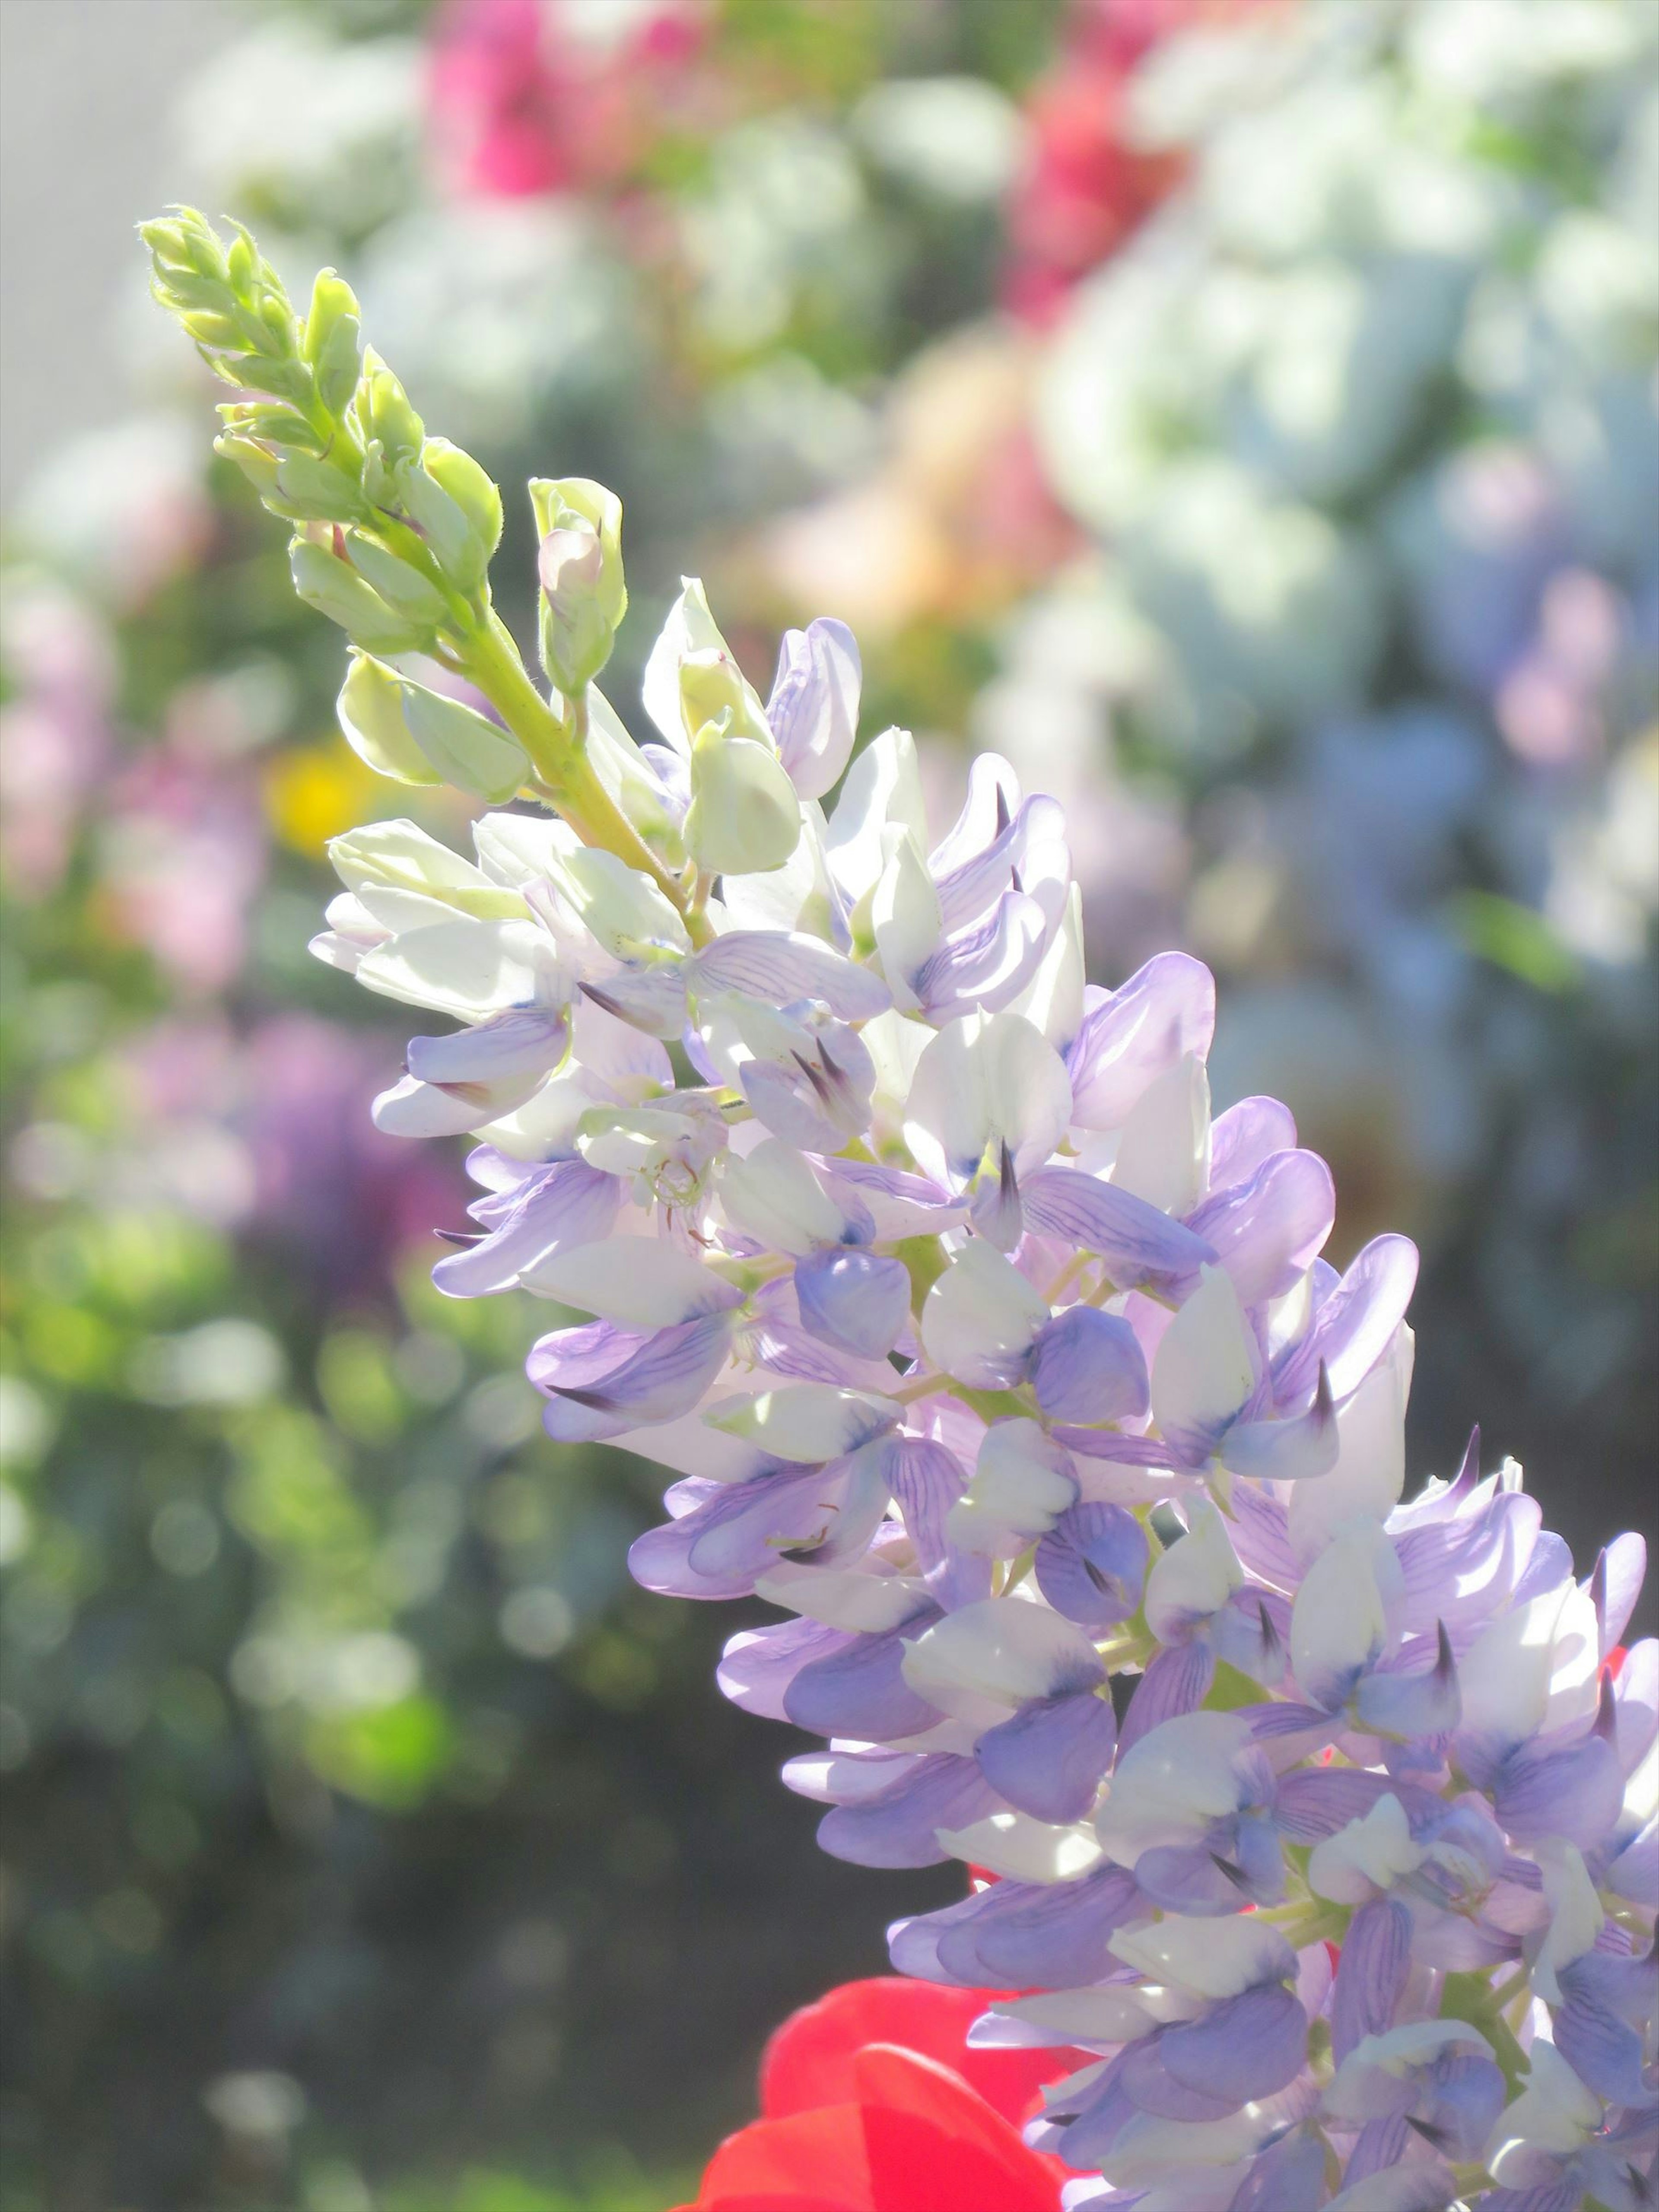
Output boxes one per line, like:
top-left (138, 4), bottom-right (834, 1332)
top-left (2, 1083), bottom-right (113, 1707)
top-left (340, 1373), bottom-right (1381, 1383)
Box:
top-left (314, 574), bottom-right (1656, 2210)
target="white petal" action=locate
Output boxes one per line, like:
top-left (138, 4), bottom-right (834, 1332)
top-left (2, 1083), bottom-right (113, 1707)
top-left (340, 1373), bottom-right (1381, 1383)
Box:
top-left (902, 1596), bottom-right (1102, 1717)
top-left (1095, 1711), bottom-right (1252, 1865)
top-left (327, 818), bottom-right (517, 914)
top-left (823, 725), bottom-right (927, 909)
top-left (1149, 1264), bottom-right (1257, 1450)
top-left (752, 1562), bottom-right (925, 1632)
top-left (706, 1385), bottom-right (899, 1464)
top-left (1111, 1052), bottom-right (1211, 1216)
top-left (936, 1810), bottom-right (1105, 1885)
top-left (1109, 1911), bottom-right (1295, 2001)
top-left (1485, 2040), bottom-right (1601, 2174)
top-left (993, 1986), bottom-right (1164, 2046)
top-left (871, 830), bottom-right (942, 1011)
top-left (1143, 1497), bottom-right (1243, 1642)
top-left (1007, 881), bottom-right (1087, 1051)
top-left (919, 1240), bottom-right (1049, 1387)
top-left (1307, 1792), bottom-right (1424, 1904)
top-left (1288, 1324), bottom-right (1412, 1562)
top-left (1531, 1842), bottom-right (1605, 2002)
top-left (1290, 1520), bottom-right (1401, 1706)
top-left (946, 1419), bottom-right (1077, 1557)
top-left (717, 1139), bottom-right (846, 1256)
top-left (1459, 1587), bottom-right (1573, 1747)
top-left (353, 918), bottom-right (565, 1020)
top-left (523, 1236), bottom-right (734, 1326)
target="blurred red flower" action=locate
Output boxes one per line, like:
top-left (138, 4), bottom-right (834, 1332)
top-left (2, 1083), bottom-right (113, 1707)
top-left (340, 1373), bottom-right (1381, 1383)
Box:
top-left (671, 1975), bottom-right (1079, 2212)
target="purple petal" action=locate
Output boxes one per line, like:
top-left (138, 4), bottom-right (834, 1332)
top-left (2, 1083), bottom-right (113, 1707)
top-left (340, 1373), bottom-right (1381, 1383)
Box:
top-left (1556, 1952), bottom-right (1659, 2105)
top-left (1156, 1983), bottom-right (1308, 2104)
top-left (577, 964), bottom-right (686, 1038)
top-left (1036, 1502), bottom-right (1149, 1629)
top-left (685, 931), bottom-right (891, 1021)
top-left (878, 1433), bottom-right (968, 1578)
top-left (433, 1159), bottom-right (620, 1297)
top-left (1066, 953), bottom-right (1216, 1131)
top-left (1342, 2113), bottom-right (1412, 2187)
top-left (1030, 1306), bottom-right (1150, 1425)
top-left (914, 887), bottom-right (1057, 1021)
top-left (406, 1005), bottom-right (568, 1085)
top-left (1357, 1624), bottom-right (1462, 1740)
top-left (1276, 1233), bottom-right (1418, 1403)
top-left (1223, 1367), bottom-right (1340, 1484)
top-left (1119, 2034), bottom-right (1241, 2120)
top-left (1229, 2127), bottom-right (1329, 2212)
top-left (1117, 1642), bottom-right (1215, 1756)
top-left (717, 1616), bottom-right (852, 1717)
top-left (794, 1248), bottom-right (911, 1361)
top-left (1276, 1768), bottom-right (1424, 1842)
top-left (1185, 1148), bottom-right (1336, 1306)
top-left (1594, 1532), bottom-right (1648, 1659)
top-left (889, 1866), bottom-right (1141, 1990)
top-left (1133, 1840), bottom-right (1270, 1915)
top-left (1495, 1732), bottom-right (1625, 1847)
top-left (819, 1157), bottom-right (967, 1238)
top-left (1208, 1096), bottom-right (1300, 1191)
top-left (629, 1462), bottom-right (860, 1599)
top-left (785, 1614), bottom-right (944, 1741)
top-left (537, 1312), bottom-right (734, 1441)
top-left (975, 1691), bottom-right (1117, 1824)
top-left (934, 793), bottom-right (1065, 935)
top-left (1331, 1898), bottom-right (1412, 2061)
top-left (766, 617), bottom-right (861, 800)
top-left (817, 1752), bottom-right (1002, 1869)
top-left (1227, 1480), bottom-right (1303, 1589)
top-left (1021, 1165), bottom-right (1216, 1288)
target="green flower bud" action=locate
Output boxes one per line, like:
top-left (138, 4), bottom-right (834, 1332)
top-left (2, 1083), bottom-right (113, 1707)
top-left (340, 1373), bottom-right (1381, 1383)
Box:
top-left (272, 452), bottom-right (366, 525)
top-left (399, 683), bottom-right (529, 804)
top-left (678, 646), bottom-right (772, 749)
top-left (337, 655), bottom-right (442, 787)
top-left (683, 716), bottom-right (803, 876)
top-left (423, 439), bottom-right (502, 566)
top-left (394, 458), bottom-right (481, 593)
top-left (355, 354), bottom-right (424, 466)
top-left (529, 477), bottom-right (625, 629)
top-left (302, 270), bottom-right (363, 420)
top-left (538, 526), bottom-right (614, 694)
top-left (290, 537), bottom-right (426, 655)
top-left (586, 686), bottom-right (687, 866)
top-left (215, 432), bottom-right (282, 502)
top-left (221, 402), bottom-right (326, 454)
top-left (342, 533), bottom-right (449, 623)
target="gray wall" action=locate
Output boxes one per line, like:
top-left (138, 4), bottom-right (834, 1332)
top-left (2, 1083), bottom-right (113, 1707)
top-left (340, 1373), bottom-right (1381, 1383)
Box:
top-left (0, 0), bottom-right (240, 508)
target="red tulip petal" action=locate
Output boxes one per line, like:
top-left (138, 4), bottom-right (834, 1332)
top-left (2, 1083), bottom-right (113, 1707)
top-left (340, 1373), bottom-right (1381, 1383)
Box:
top-left (853, 2046), bottom-right (1062, 2212)
top-left (760, 1975), bottom-right (1081, 2127)
top-left (696, 2103), bottom-right (876, 2212)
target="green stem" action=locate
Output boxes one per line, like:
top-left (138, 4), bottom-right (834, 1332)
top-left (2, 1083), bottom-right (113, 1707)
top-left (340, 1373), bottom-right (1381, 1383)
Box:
top-left (462, 612), bottom-right (711, 942)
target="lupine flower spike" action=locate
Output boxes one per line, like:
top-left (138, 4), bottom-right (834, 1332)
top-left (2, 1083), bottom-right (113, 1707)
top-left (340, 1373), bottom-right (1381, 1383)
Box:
top-left (149, 218), bottom-right (1658, 2211)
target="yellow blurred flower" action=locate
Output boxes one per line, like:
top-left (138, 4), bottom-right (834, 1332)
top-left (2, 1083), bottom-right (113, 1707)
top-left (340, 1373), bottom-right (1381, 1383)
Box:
top-left (263, 744), bottom-right (383, 856)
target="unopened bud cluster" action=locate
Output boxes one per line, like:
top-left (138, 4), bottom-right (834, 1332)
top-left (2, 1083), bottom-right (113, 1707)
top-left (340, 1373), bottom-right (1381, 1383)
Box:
top-left (149, 220), bottom-right (1656, 2211)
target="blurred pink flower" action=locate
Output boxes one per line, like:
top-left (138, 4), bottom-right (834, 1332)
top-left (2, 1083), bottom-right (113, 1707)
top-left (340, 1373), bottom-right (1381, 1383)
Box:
top-left (1003, 0), bottom-right (1278, 326)
top-left (427, 0), bottom-right (707, 200)
top-left (0, 586), bottom-right (114, 899)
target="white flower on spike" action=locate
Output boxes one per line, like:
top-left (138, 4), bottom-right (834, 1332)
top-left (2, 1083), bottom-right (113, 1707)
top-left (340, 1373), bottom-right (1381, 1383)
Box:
top-left (1486, 2038), bottom-right (1604, 2184)
top-left (946, 1419), bottom-right (1078, 1557)
top-left (1108, 1050), bottom-right (1212, 1215)
top-left (1307, 1791), bottom-right (1426, 1904)
top-left (920, 1239), bottom-right (1050, 1388)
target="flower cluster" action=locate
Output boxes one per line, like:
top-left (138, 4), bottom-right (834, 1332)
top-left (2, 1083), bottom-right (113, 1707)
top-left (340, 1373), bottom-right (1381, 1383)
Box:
top-left (150, 218), bottom-right (1655, 2210)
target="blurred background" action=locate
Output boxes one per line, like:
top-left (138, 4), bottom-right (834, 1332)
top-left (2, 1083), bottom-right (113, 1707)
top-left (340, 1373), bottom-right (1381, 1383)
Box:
top-left (0, 1), bottom-right (1654, 2206)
